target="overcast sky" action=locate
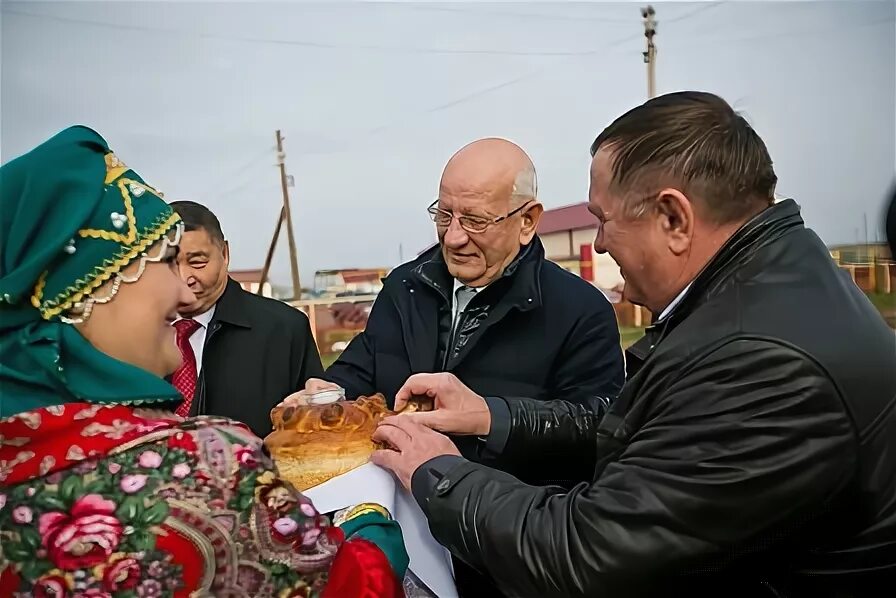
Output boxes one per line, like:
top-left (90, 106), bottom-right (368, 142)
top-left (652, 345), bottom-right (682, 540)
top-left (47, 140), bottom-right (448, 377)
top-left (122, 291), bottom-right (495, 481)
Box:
top-left (3, 0), bottom-right (895, 287)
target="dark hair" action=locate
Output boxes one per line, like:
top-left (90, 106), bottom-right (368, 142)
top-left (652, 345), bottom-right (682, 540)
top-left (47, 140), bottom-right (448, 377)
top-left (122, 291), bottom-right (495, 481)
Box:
top-left (169, 200), bottom-right (225, 245)
top-left (590, 91), bottom-right (778, 223)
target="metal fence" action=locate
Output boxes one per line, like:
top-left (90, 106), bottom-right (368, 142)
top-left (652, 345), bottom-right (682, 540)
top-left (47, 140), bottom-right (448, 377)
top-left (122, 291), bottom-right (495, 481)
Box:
top-left (288, 293), bottom-right (649, 365)
top-left (288, 295), bottom-right (377, 363)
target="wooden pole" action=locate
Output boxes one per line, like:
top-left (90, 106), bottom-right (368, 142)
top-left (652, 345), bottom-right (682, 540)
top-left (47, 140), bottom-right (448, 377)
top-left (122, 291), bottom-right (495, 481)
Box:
top-left (635, 5), bottom-right (657, 327)
top-left (642, 5), bottom-right (657, 99)
top-left (276, 130), bottom-right (302, 299)
top-left (257, 206), bottom-right (284, 296)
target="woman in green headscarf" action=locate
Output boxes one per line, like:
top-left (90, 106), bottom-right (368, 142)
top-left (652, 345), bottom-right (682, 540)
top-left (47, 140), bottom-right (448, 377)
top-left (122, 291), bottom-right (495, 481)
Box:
top-left (0, 127), bottom-right (407, 597)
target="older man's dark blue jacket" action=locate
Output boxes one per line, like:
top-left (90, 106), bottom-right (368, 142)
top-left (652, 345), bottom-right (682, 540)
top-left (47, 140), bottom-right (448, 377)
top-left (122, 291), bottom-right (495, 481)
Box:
top-left (325, 237), bottom-right (625, 486)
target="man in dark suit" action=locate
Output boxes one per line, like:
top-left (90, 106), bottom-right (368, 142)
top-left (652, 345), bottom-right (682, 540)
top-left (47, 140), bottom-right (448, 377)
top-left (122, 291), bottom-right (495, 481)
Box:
top-left (168, 201), bottom-right (323, 437)
top-left (372, 92), bottom-right (896, 598)
top-left (287, 138), bottom-right (625, 597)
top-left (298, 139), bottom-right (625, 480)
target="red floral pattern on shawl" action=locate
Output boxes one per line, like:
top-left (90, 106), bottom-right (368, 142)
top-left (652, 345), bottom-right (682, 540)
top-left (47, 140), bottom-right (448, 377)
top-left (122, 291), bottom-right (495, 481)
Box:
top-left (0, 403), bottom-right (401, 598)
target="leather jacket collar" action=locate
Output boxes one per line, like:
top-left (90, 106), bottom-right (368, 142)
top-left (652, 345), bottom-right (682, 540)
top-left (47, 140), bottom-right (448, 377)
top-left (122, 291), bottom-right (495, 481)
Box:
top-left (629, 199), bottom-right (804, 363)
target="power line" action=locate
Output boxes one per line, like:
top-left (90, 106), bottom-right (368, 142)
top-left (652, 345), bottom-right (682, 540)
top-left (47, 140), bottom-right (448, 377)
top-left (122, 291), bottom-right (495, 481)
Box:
top-left (363, 31), bottom-right (642, 139)
top-left (3, 4), bottom-right (726, 58)
top-left (397, 5), bottom-right (635, 24)
top-left (673, 16), bottom-right (895, 49)
top-left (664, 1), bottom-right (727, 25)
top-left (2, 7), bottom-right (638, 57)
top-left (213, 148), bottom-right (278, 198)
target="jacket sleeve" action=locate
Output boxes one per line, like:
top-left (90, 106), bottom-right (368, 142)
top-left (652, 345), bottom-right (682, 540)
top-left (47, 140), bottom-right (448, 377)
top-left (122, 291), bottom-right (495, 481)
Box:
top-left (475, 300), bottom-right (622, 476)
top-left (325, 292), bottom-right (397, 399)
top-left (290, 309), bottom-right (325, 391)
top-left (549, 297), bottom-right (625, 403)
top-left (417, 339), bottom-right (857, 597)
top-left (484, 393), bottom-right (607, 465)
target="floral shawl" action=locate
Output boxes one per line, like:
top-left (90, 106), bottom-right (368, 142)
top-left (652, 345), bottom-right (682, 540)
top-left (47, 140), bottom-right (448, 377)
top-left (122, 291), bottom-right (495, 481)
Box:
top-left (0, 404), bottom-right (401, 598)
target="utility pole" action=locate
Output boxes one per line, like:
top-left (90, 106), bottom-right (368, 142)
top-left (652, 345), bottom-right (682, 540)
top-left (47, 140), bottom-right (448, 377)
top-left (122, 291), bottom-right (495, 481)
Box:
top-left (257, 206), bottom-right (284, 296)
top-left (277, 130), bottom-right (302, 299)
top-left (863, 212), bottom-right (869, 251)
top-left (258, 130), bottom-right (303, 299)
top-left (633, 5), bottom-right (657, 329)
top-left (642, 5), bottom-right (657, 99)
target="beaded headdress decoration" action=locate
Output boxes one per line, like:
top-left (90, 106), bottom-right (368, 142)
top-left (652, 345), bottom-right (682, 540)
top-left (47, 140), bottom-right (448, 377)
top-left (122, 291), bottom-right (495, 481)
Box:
top-left (30, 152), bottom-right (182, 324)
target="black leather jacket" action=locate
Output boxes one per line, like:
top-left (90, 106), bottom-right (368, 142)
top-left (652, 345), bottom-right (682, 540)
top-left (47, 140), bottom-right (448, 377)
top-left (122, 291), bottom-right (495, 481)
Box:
top-left (413, 200), bottom-right (896, 597)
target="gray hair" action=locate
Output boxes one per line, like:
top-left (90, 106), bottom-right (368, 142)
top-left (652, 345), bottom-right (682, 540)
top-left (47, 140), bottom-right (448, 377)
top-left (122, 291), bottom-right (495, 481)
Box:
top-left (510, 164), bottom-right (538, 203)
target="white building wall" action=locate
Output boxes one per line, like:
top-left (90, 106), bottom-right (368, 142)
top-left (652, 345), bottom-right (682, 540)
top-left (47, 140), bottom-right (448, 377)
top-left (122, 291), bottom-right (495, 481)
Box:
top-left (540, 231), bottom-right (572, 259)
top-left (239, 281), bottom-right (273, 297)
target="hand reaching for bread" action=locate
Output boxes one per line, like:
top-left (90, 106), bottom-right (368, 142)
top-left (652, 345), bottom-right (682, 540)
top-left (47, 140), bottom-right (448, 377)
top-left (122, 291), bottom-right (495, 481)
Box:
top-left (278, 378), bottom-right (343, 410)
top-left (388, 373), bottom-right (490, 436)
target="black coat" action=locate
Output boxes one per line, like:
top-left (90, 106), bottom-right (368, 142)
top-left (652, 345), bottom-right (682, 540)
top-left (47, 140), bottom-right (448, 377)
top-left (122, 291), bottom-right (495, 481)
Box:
top-left (185, 278), bottom-right (324, 438)
top-left (326, 238), bottom-right (625, 483)
top-left (415, 200), bottom-right (896, 597)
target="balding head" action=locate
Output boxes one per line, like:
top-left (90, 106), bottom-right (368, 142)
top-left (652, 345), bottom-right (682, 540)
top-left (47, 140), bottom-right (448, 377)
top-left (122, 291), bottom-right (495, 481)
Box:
top-left (432, 138), bottom-right (543, 287)
top-left (441, 138), bottom-right (537, 206)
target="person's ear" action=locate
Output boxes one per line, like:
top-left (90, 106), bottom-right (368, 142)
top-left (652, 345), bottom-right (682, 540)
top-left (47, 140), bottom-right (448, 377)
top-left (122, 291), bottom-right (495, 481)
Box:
top-left (654, 189), bottom-right (693, 256)
top-left (222, 240), bottom-right (231, 266)
top-left (519, 202), bottom-right (543, 244)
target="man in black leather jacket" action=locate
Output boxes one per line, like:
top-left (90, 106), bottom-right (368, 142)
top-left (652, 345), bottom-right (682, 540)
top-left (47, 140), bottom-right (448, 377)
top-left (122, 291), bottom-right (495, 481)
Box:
top-left (371, 92), bottom-right (896, 597)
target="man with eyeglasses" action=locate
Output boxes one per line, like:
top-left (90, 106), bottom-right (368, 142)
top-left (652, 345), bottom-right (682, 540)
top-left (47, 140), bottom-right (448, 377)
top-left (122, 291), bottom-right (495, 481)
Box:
top-left (369, 93), bottom-right (896, 597)
top-left (291, 137), bottom-right (625, 596)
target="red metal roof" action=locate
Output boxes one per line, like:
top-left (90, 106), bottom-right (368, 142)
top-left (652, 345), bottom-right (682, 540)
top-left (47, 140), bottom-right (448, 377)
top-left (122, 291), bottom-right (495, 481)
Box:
top-left (537, 203), bottom-right (596, 235)
top-left (229, 269), bottom-right (265, 283)
top-left (341, 269), bottom-right (387, 284)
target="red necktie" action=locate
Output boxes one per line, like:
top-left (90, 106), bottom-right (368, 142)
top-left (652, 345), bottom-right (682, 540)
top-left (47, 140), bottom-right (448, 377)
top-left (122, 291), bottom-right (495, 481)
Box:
top-left (171, 318), bottom-right (201, 416)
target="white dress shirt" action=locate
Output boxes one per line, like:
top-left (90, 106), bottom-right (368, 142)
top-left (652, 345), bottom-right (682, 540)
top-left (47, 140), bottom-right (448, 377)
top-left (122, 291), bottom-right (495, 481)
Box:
top-left (451, 279), bottom-right (488, 321)
top-left (174, 305), bottom-right (216, 374)
top-left (656, 283), bottom-right (692, 322)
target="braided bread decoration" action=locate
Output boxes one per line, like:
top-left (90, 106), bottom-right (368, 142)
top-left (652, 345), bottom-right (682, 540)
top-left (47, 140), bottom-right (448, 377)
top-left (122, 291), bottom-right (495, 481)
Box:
top-left (265, 393), bottom-right (432, 491)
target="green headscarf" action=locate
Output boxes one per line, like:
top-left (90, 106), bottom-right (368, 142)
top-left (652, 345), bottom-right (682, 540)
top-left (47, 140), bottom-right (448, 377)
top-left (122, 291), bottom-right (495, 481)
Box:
top-left (0, 126), bottom-right (183, 417)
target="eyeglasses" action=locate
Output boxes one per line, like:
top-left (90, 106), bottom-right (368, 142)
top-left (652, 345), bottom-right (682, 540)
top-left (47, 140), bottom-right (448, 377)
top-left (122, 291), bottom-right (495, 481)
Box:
top-left (427, 199), bottom-right (533, 234)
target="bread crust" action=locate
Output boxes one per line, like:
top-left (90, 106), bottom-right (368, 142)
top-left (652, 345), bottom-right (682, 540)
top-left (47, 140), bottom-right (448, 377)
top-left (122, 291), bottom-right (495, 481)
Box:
top-left (265, 393), bottom-right (431, 491)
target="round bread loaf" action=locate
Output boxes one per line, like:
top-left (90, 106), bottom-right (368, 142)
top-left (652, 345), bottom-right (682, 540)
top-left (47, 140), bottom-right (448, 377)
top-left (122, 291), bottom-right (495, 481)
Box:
top-left (265, 393), bottom-right (431, 491)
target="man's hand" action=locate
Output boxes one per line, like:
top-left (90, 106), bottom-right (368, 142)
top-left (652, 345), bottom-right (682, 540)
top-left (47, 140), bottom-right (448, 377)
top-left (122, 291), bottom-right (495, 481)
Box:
top-left (277, 378), bottom-right (341, 409)
top-left (393, 373), bottom-right (491, 436)
top-left (370, 416), bottom-right (461, 490)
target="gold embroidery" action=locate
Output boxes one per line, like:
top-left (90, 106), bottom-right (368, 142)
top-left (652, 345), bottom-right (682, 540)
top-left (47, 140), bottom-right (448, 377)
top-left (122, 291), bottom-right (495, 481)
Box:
top-left (77, 179), bottom-right (140, 245)
top-left (104, 152), bottom-right (127, 183)
top-left (334, 502), bottom-right (392, 527)
top-left (31, 211), bottom-right (180, 320)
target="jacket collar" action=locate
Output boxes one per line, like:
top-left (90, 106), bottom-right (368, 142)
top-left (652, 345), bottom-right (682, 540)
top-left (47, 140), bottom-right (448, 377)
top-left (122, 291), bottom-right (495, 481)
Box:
top-left (210, 278), bottom-right (253, 329)
top-left (412, 236), bottom-right (545, 311)
top-left (629, 199), bottom-right (804, 362)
